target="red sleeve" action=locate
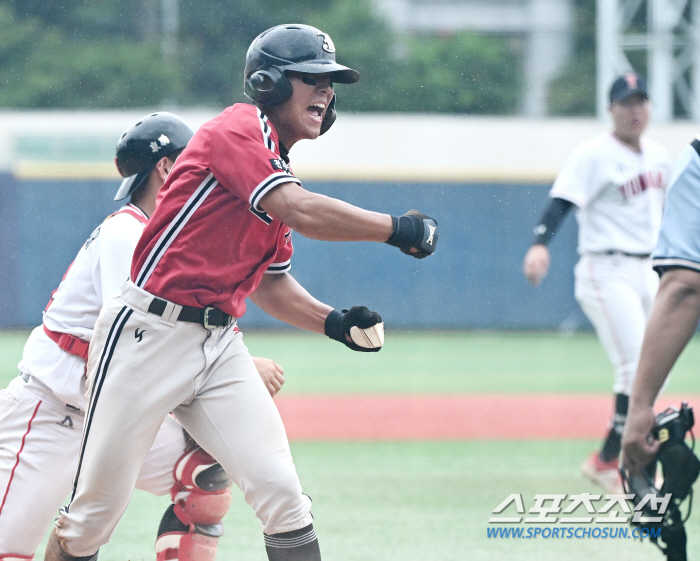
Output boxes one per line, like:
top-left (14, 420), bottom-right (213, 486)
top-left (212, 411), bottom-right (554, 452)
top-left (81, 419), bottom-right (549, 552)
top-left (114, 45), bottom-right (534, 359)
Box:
top-left (207, 107), bottom-right (300, 212)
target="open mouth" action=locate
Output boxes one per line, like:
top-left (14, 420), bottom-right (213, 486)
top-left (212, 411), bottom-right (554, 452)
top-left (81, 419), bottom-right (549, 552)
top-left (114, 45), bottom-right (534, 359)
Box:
top-left (306, 102), bottom-right (326, 122)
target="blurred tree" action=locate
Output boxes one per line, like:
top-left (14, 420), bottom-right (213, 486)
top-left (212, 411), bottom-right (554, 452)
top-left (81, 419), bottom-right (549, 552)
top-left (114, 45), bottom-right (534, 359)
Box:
top-left (308, 1), bottom-right (398, 112)
top-left (313, 2), bottom-right (520, 114)
top-left (0, 2), bottom-right (178, 108)
top-left (176, 0), bottom-right (324, 106)
top-left (0, 0), bottom-right (520, 114)
top-left (547, 0), bottom-right (596, 116)
top-left (9, 0), bottom-right (162, 39)
top-left (391, 32), bottom-right (520, 114)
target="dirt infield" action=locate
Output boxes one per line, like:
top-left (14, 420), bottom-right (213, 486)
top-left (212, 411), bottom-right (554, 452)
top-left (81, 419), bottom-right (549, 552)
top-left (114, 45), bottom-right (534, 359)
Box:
top-left (275, 394), bottom-right (700, 440)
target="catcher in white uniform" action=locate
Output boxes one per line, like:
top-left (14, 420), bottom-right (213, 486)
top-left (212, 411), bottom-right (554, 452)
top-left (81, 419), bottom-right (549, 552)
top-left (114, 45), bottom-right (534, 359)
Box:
top-left (0, 112), bottom-right (284, 561)
top-left (523, 73), bottom-right (672, 492)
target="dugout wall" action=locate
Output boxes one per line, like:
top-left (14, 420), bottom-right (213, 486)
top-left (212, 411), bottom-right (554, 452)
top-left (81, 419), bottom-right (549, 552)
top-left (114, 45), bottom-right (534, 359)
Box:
top-left (0, 175), bottom-right (580, 330)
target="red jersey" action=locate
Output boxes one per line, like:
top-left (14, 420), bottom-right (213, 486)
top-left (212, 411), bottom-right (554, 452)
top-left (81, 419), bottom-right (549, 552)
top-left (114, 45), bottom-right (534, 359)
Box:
top-left (131, 104), bottom-right (298, 318)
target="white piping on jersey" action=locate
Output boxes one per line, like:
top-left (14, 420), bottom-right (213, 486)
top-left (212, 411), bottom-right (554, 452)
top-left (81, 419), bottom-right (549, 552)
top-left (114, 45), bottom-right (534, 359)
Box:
top-left (249, 172), bottom-right (299, 212)
top-left (135, 173), bottom-right (219, 288)
top-left (257, 108), bottom-right (275, 153)
top-left (265, 259), bottom-right (291, 274)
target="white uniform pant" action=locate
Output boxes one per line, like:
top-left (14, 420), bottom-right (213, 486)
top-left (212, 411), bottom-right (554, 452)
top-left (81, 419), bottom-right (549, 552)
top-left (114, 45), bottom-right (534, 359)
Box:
top-left (0, 375), bottom-right (185, 557)
top-left (574, 253), bottom-right (659, 395)
top-left (54, 281), bottom-right (312, 557)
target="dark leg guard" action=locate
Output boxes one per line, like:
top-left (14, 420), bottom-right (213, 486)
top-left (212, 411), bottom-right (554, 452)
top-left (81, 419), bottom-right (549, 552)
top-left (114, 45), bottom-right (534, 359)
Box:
top-left (600, 393), bottom-right (629, 462)
top-left (44, 529), bottom-right (98, 561)
top-left (264, 524), bottom-right (321, 561)
top-left (156, 504), bottom-right (224, 561)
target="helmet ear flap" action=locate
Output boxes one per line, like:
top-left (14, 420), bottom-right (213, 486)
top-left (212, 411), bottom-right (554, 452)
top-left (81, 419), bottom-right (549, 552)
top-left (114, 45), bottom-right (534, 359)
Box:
top-left (244, 67), bottom-right (292, 106)
top-left (320, 94), bottom-right (337, 135)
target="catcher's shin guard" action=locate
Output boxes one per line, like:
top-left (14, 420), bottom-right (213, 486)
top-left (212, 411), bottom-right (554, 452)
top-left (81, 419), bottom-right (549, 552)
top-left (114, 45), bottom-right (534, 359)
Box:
top-left (155, 446), bottom-right (233, 561)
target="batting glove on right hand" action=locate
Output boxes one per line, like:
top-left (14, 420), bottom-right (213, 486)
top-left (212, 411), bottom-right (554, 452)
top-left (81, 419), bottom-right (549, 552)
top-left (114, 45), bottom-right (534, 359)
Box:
top-left (325, 306), bottom-right (384, 352)
top-left (386, 209), bottom-right (439, 258)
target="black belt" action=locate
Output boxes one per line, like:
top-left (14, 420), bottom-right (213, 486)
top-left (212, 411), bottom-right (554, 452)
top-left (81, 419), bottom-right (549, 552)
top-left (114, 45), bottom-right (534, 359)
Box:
top-left (148, 298), bottom-right (233, 329)
top-left (590, 250), bottom-right (650, 258)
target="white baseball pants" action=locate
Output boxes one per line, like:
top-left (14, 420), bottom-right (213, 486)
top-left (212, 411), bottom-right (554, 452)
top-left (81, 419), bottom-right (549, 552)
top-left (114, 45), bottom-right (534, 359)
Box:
top-left (54, 280), bottom-right (312, 557)
top-left (0, 375), bottom-right (185, 557)
top-left (574, 253), bottom-right (659, 395)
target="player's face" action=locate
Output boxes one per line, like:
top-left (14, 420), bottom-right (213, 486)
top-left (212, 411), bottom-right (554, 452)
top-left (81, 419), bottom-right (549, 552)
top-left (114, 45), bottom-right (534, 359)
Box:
top-left (610, 94), bottom-right (650, 142)
top-left (275, 72), bottom-right (334, 145)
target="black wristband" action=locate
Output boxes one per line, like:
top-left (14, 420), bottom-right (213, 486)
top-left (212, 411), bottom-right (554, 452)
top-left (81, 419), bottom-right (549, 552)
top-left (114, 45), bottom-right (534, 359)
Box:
top-left (324, 309), bottom-right (345, 344)
top-left (532, 198), bottom-right (574, 246)
top-left (386, 215), bottom-right (415, 248)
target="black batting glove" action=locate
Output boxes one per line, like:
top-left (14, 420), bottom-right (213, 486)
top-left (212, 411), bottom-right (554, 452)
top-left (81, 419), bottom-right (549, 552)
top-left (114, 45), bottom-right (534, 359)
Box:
top-left (325, 306), bottom-right (384, 352)
top-left (386, 209), bottom-right (439, 258)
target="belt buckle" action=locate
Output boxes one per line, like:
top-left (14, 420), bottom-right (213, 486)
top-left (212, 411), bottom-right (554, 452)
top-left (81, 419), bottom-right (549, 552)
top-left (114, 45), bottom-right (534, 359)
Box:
top-left (203, 306), bottom-right (216, 329)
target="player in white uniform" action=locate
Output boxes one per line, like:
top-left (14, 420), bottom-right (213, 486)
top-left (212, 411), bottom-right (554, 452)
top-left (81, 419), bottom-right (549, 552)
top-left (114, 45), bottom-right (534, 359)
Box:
top-left (0, 112), bottom-right (285, 561)
top-left (522, 73), bottom-right (672, 493)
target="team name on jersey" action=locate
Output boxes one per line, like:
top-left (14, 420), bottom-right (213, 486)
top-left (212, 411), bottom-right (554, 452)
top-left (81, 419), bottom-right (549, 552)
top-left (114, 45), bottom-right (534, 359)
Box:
top-left (270, 158), bottom-right (292, 174)
top-left (619, 170), bottom-right (665, 199)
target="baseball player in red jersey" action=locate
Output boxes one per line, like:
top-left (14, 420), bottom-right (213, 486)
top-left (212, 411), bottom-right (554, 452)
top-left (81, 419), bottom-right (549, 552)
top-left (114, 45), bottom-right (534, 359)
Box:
top-left (0, 112), bottom-right (284, 561)
top-left (44, 24), bottom-right (438, 561)
top-left (522, 74), bottom-right (672, 493)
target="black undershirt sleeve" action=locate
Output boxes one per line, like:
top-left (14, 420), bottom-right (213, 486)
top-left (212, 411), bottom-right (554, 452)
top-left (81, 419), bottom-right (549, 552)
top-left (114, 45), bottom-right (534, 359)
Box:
top-left (531, 197), bottom-right (574, 246)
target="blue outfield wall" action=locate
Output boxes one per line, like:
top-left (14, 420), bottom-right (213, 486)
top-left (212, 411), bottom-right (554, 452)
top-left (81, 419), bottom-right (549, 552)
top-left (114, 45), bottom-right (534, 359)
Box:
top-left (0, 175), bottom-right (584, 330)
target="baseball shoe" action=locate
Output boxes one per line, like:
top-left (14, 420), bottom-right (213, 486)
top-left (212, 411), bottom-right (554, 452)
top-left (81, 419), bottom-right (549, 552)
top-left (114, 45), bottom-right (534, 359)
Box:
top-left (581, 452), bottom-right (623, 494)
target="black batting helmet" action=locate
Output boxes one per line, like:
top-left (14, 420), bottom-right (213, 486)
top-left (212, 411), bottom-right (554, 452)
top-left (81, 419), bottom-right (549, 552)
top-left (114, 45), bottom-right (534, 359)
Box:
top-left (244, 24), bottom-right (360, 134)
top-left (114, 112), bottom-right (194, 201)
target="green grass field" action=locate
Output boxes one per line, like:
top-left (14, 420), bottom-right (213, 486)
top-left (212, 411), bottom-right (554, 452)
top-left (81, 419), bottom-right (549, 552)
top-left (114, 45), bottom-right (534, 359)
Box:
top-left (29, 441), bottom-right (700, 561)
top-left (4, 329), bottom-right (700, 395)
top-left (2, 329), bottom-right (700, 560)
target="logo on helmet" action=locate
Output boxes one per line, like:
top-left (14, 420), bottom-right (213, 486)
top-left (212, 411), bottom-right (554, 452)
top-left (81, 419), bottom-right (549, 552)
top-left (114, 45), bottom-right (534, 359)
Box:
top-left (317, 31), bottom-right (335, 53)
top-left (150, 134), bottom-right (172, 153)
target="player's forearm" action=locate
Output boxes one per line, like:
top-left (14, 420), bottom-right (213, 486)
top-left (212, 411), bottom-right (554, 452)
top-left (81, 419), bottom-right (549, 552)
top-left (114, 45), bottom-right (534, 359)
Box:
top-left (250, 273), bottom-right (332, 334)
top-left (290, 193), bottom-right (393, 241)
top-left (261, 183), bottom-right (393, 242)
top-left (631, 268), bottom-right (700, 407)
top-left (531, 197), bottom-right (574, 246)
